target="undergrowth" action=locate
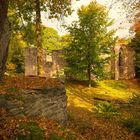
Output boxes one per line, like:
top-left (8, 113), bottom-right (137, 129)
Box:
top-left (122, 117), bottom-right (140, 136)
top-left (102, 81), bottom-right (128, 90)
top-left (95, 101), bottom-right (120, 119)
top-left (17, 122), bottom-right (44, 140)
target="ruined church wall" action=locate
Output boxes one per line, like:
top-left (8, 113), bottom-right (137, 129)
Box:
top-left (25, 48), bottom-right (66, 79)
top-left (25, 48), bottom-right (37, 76)
top-left (111, 45), bottom-right (135, 80)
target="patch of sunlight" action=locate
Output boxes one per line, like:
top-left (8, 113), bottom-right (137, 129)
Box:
top-left (66, 80), bottom-right (140, 112)
top-left (98, 81), bottom-right (134, 101)
top-left (67, 89), bottom-right (93, 111)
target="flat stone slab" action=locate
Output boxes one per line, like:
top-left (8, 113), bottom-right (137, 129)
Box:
top-left (0, 87), bottom-right (67, 125)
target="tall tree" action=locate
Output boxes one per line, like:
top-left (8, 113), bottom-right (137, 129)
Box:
top-left (42, 26), bottom-right (60, 53)
top-left (34, 0), bottom-right (73, 76)
top-left (0, 0), bottom-right (74, 78)
top-left (35, 0), bottom-right (42, 76)
top-left (65, 2), bottom-right (116, 87)
top-left (8, 0), bottom-right (73, 76)
top-left (0, 0), bottom-right (10, 80)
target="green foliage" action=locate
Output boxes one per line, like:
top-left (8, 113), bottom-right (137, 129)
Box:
top-left (8, 87), bottom-right (18, 92)
top-left (46, 0), bottom-right (73, 19)
top-left (17, 122), bottom-right (44, 140)
top-left (60, 34), bottom-right (72, 49)
top-left (42, 26), bottom-right (61, 53)
top-left (8, 0), bottom-right (74, 49)
top-left (65, 2), bottom-right (116, 85)
top-left (7, 32), bottom-right (25, 73)
top-left (103, 81), bottom-right (128, 90)
top-left (24, 23), bottom-right (36, 46)
top-left (10, 47), bottom-right (24, 73)
top-left (122, 117), bottom-right (140, 135)
top-left (95, 101), bottom-right (119, 119)
top-left (129, 95), bottom-right (140, 105)
top-left (48, 133), bottom-right (64, 140)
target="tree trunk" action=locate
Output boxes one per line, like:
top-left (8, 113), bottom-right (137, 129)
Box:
top-left (35, 0), bottom-right (43, 76)
top-left (87, 50), bottom-right (91, 87)
top-left (0, 0), bottom-right (10, 80)
top-left (87, 63), bottom-right (91, 87)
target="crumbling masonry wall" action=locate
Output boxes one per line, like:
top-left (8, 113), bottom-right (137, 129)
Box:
top-left (111, 45), bottom-right (135, 80)
top-left (25, 48), bottom-right (37, 76)
top-left (25, 48), bottom-right (65, 78)
top-left (25, 46), bottom-right (135, 80)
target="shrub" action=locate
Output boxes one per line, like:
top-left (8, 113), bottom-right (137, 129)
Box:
top-left (122, 117), bottom-right (140, 136)
top-left (48, 133), bottom-right (64, 140)
top-left (17, 122), bottom-right (44, 140)
top-left (104, 81), bottom-right (128, 90)
top-left (8, 87), bottom-right (18, 92)
top-left (95, 101), bottom-right (119, 119)
top-left (129, 95), bottom-right (140, 105)
top-left (48, 132), bottom-right (79, 140)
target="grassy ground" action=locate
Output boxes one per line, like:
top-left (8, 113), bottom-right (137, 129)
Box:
top-left (66, 79), bottom-right (140, 140)
top-left (0, 76), bottom-right (140, 140)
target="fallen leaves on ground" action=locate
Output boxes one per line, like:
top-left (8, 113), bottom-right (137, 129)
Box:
top-left (0, 76), bottom-right (140, 139)
top-left (0, 76), bottom-right (63, 95)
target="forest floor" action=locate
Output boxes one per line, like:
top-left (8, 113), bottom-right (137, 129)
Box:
top-left (0, 76), bottom-right (140, 140)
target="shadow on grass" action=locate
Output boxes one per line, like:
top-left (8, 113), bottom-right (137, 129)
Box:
top-left (102, 80), bottom-right (128, 90)
top-left (67, 102), bottom-right (137, 140)
top-left (120, 94), bottom-right (140, 136)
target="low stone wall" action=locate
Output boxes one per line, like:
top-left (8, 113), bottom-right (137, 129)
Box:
top-left (0, 87), bottom-right (67, 125)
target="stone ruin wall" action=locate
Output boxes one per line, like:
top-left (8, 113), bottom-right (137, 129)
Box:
top-left (24, 48), bottom-right (67, 125)
top-left (25, 48), bottom-right (66, 79)
top-left (25, 46), bottom-right (135, 80)
top-left (25, 48), bottom-right (37, 76)
top-left (110, 45), bottom-right (135, 80)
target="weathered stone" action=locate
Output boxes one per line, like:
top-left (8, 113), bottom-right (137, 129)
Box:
top-left (51, 50), bottom-right (66, 78)
top-left (39, 49), bottom-right (47, 77)
top-left (0, 87), bottom-right (67, 125)
top-left (24, 48), bottom-right (66, 79)
top-left (46, 62), bottom-right (53, 78)
top-left (25, 48), bottom-right (37, 76)
top-left (111, 44), bottom-right (135, 80)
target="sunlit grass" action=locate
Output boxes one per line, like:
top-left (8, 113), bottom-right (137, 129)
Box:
top-left (66, 80), bottom-right (140, 112)
top-left (67, 88), bottom-right (93, 111)
top-left (98, 80), bottom-right (134, 102)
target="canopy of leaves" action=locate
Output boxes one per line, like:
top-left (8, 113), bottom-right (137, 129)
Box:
top-left (42, 26), bottom-right (61, 53)
top-left (8, 0), bottom-right (74, 30)
top-left (60, 34), bottom-right (72, 49)
top-left (8, 0), bottom-right (75, 49)
top-left (65, 1), bottom-right (116, 81)
top-left (7, 32), bottom-right (26, 73)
